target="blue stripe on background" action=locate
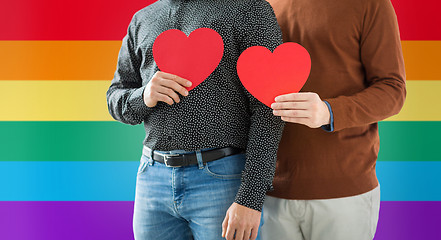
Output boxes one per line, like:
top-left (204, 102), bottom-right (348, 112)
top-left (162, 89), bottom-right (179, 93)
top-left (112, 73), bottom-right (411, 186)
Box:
top-left (0, 161), bottom-right (139, 201)
top-left (0, 161), bottom-right (440, 201)
top-left (377, 161), bottom-right (441, 201)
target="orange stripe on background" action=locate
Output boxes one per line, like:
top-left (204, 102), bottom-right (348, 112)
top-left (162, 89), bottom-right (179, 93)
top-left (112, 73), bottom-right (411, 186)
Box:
top-left (402, 41), bottom-right (441, 80)
top-left (0, 41), bottom-right (440, 80)
top-left (0, 41), bottom-right (120, 80)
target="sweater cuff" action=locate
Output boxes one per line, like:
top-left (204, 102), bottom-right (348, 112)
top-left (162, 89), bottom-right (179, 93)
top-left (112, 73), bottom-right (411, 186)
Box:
top-left (127, 86), bottom-right (153, 121)
top-left (321, 101), bottom-right (334, 132)
top-left (323, 97), bottom-right (346, 131)
top-left (234, 178), bottom-right (268, 212)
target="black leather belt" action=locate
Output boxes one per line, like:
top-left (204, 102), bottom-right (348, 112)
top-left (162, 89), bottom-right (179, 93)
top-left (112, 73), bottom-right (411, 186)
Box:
top-left (143, 146), bottom-right (244, 167)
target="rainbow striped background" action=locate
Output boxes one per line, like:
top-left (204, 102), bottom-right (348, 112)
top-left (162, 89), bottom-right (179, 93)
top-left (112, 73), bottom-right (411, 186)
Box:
top-left (0, 0), bottom-right (440, 239)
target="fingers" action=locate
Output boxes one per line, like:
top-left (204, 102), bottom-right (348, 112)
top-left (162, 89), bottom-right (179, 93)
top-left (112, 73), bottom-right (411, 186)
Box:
top-left (156, 85), bottom-right (181, 104)
top-left (222, 214), bottom-right (229, 238)
top-left (154, 91), bottom-right (175, 106)
top-left (157, 71), bottom-right (192, 88)
top-left (144, 71), bottom-right (192, 107)
top-left (224, 214), bottom-right (238, 240)
top-left (250, 228), bottom-right (258, 240)
top-left (274, 92), bottom-right (316, 102)
top-left (243, 229), bottom-right (251, 240)
top-left (273, 109), bottom-right (311, 118)
top-left (225, 224), bottom-right (235, 240)
top-left (271, 101), bottom-right (309, 110)
top-left (155, 71), bottom-right (191, 97)
top-left (280, 116), bottom-right (311, 126)
top-left (272, 92), bottom-right (330, 128)
top-left (161, 79), bottom-right (189, 97)
top-left (224, 219), bottom-right (256, 240)
top-left (279, 112), bottom-right (328, 128)
top-left (235, 229), bottom-right (244, 240)
top-left (223, 203), bottom-right (261, 240)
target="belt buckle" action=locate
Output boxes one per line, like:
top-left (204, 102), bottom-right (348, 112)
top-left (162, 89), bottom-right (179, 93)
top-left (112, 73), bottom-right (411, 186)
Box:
top-left (157, 152), bottom-right (181, 167)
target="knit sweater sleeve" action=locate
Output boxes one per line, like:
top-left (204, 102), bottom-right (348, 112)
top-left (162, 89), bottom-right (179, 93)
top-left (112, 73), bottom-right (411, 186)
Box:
top-left (324, 0), bottom-right (406, 131)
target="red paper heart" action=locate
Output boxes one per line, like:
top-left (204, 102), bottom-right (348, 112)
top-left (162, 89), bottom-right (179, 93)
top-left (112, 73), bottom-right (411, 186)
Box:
top-left (237, 42), bottom-right (311, 107)
top-left (153, 28), bottom-right (224, 91)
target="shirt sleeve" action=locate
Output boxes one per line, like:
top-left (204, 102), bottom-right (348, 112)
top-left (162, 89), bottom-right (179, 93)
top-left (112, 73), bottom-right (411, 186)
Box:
top-left (234, 1), bottom-right (285, 212)
top-left (324, 0), bottom-right (406, 131)
top-left (106, 15), bottom-right (154, 125)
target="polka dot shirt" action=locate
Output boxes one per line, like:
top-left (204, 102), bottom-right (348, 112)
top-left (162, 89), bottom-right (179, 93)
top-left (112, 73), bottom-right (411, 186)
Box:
top-left (107, 0), bottom-right (284, 211)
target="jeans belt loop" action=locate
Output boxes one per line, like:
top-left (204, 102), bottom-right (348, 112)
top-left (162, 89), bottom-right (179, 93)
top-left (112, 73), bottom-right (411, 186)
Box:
top-left (196, 150), bottom-right (204, 169)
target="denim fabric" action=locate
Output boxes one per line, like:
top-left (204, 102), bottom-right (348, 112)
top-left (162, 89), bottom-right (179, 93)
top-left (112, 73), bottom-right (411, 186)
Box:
top-left (133, 150), bottom-right (263, 240)
top-left (106, 0), bottom-right (284, 211)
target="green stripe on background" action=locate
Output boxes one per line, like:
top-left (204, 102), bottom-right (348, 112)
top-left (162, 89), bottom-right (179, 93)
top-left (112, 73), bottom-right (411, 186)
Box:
top-left (378, 121), bottom-right (441, 161)
top-left (0, 121), bottom-right (145, 161)
top-left (0, 121), bottom-right (439, 161)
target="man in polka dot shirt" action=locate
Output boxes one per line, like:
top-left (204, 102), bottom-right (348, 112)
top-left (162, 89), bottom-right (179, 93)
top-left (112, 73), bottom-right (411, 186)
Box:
top-left (106, 0), bottom-right (284, 239)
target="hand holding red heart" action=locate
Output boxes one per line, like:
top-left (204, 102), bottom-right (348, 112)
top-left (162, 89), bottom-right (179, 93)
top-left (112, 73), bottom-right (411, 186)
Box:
top-left (237, 42), bottom-right (311, 107)
top-left (151, 28), bottom-right (328, 129)
top-left (271, 92), bottom-right (331, 128)
top-left (143, 71), bottom-right (192, 107)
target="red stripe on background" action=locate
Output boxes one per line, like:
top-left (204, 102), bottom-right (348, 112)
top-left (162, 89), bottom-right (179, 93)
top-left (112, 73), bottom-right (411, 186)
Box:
top-left (391, 0), bottom-right (441, 40)
top-left (0, 0), bottom-right (156, 40)
top-left (1, 0), bottom-right (439, 40)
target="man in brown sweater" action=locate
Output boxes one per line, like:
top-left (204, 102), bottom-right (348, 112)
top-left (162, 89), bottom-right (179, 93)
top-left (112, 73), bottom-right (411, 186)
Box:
top-left (262, 0), bottom-right (406, 239)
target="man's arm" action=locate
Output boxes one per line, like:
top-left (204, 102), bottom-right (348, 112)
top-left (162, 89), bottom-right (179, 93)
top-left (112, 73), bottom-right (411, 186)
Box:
top-left (106, 16), bottom-right (191, 125)
top-left (272, 0), bottom-right (406, 131)
top-left (324, 0), bottom-right (405, 131)
top-left (222, 2), bottom-right (284, 240)
top-left (106, 15), bottom-right (151, 125)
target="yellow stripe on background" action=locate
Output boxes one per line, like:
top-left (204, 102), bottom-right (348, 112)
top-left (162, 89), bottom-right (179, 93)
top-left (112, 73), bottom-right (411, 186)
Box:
top-left (0, 41), bottom-right (121, 80)
top-left (0, 80), bottom-right (113, 121)
top-left (0, 41), bottom-right (440, 80)
top-left (0, 80), bottom-right (439, 121)
top-left (386, 80), bottom-right (441, 121)
top-left (402, 41), bottom-right (441, 80)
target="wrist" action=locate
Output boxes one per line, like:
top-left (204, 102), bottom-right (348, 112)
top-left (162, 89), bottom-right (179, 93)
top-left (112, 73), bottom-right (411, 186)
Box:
top-left (321, 101), bottom-right (331, 125)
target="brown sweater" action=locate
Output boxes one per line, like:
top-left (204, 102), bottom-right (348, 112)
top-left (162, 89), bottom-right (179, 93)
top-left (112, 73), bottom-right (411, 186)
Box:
top-left (266, 0), bottom-right (406, 199)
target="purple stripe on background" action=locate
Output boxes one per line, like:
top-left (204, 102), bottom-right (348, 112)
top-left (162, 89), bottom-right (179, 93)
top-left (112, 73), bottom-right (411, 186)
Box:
top-left (1, 201), bottom-right (440, 239)
top-left (374, 201), bottom-right (441, 240)
top-left (0, 201), bottom-right (134, 240)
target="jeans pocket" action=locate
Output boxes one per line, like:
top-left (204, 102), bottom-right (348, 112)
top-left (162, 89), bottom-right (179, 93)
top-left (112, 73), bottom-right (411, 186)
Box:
top-left (137, 155), bottom-right (149, 175)
top-left (203, 153), bottom-right (246, 179)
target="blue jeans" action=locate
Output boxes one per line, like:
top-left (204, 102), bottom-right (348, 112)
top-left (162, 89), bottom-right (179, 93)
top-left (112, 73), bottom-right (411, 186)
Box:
top-left (133, 149), bottom-right (263, 240)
